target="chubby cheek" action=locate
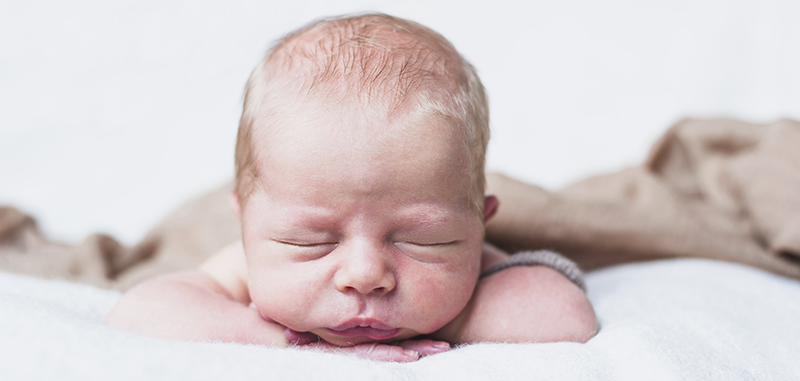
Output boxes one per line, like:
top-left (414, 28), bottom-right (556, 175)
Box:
top-left (405, 260), bottom-right (480, 334)
top-left (242, 238), bottom-right (324, 331)
top-left (247, 268), bottom-right (321, 332)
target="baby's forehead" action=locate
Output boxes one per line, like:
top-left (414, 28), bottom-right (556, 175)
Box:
top-left (248, 101), bottom-right (475, 214)
top-left (255, 95), bottom-right (464, 155)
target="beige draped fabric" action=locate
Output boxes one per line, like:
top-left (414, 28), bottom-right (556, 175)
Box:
top-left (486, 118), bottom-right (800, 278)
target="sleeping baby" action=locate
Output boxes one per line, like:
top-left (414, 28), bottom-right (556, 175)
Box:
top-left (105, 13), bottom-right (597, 362)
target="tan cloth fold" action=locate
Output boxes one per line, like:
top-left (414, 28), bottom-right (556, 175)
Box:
top-left (1, 118), bottom-right (799, 289)
top-left (0, 183), bottom-right (240, 290)
top-left (485, 118), bottom-right (800, 278)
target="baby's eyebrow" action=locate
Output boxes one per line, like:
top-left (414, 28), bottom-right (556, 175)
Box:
top-left (266, 207), bottom-right (341, 233)
top-left (273, 215), bottom-right (338, 231)
top-left (270, 225), bottom-right (336, 235)
top-left (395, 205), bottom-right (461, 228)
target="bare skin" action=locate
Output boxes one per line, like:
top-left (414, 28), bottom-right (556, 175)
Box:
top-left (105, 95), bottom-right (598, 363)
top-left (106, 241), bottom-right (597, 362)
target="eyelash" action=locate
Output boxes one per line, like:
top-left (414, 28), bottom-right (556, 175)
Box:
top-left (274, 239), bottom-right (338, 248)
top-left (403, 240), bottom-right (460, 247)
top-left (275, 239), bottom-right (458, 248)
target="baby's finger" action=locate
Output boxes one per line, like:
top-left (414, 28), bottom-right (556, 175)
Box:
top-left (284, 329), bottom-right (422, 362)
top-left (347, 342), bottom-right (420, 362)
top-left (396, 339), bottom-right (451, 356)
top-left (285, 328), bottom-right (319, 345)
top-left (301, 340), bottom-right (420, 362)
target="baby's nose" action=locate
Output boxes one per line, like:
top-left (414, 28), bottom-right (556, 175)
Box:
top-left (333, 244), bottom-right (396, 295)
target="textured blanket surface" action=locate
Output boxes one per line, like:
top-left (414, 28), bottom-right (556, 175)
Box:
top-left (2, 258), bottom-right (799, 380)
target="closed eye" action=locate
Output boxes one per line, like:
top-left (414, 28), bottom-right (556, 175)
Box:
top-left (394, 239), bottom-right (464, 263)
top-left (272, 239), bottom-right (339, 248)
top-left (403, 240), bottom-right (461, 247)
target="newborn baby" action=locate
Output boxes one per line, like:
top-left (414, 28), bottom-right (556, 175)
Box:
top-left (106, 13), bottom-right (597, 362)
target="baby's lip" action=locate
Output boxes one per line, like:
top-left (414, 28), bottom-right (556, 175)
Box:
top-left (327, 319), bottom-right (400, 340)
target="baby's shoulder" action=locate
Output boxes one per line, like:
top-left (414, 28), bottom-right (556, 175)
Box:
top-left (200, 241), bottom-right (250, 302)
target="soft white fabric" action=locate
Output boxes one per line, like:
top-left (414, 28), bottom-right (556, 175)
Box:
top-left (2, 258), bottom-right (799, 380)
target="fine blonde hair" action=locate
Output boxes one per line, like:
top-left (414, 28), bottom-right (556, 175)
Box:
top-left (235, 13), bottom-right (490, 212)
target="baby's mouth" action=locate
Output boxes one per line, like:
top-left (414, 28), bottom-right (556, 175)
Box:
top-left (327, 319), bottom-right (400, 341)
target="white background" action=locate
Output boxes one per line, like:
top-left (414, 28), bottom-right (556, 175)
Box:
top-left (2, 0), bottom-right (799, 245)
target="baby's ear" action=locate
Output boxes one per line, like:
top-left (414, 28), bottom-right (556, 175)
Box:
top-left (228, 191), bottom-right (242, 219)
top-left (483, 195), bottom-right (499, 222)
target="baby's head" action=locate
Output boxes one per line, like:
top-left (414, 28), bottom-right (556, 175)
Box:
top-left (232, 13), bottom-right (494, 346)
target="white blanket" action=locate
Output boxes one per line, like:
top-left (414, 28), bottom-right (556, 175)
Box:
top-left (2, 258), bottom-right (799, 380)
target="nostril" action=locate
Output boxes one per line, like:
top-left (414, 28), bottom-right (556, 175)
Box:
top-left (332, 257), bottom-right (396, 295)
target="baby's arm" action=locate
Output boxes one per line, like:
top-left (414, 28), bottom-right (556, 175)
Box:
top-left (104, 243), bottom-right (288, 346)
top-left (433, 244), bottom-right (598, 344)
top-left (105, 243), bottom-right (448, 362)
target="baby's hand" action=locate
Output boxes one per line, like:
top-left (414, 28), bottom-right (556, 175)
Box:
top-left (285, 329), bottom-right (450, 362)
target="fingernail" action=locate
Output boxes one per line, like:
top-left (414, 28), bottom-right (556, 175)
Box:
top-left (433, 342), bottom-right (450, 349)
top-left (404, 349), bottom-right (419, 358)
